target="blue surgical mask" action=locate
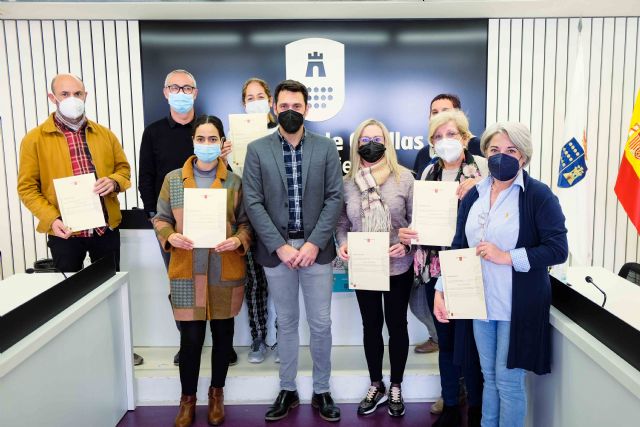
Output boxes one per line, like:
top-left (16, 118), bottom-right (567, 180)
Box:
top-left (488, 153), bottom-right (521, 181)
top-left (168, 93), bottom-right (194, 114)
top-left (194, 143), bottom-right (221, 163)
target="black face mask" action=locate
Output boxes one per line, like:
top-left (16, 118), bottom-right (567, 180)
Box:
top-left (278, 109), bottom-right (304, 134)
top-left (358, 142), bottom-right (386, 164)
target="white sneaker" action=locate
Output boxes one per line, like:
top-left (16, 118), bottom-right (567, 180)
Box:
top-left (248, 338), bottom-right (267, 364)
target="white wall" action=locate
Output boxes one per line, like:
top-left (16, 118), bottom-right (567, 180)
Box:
top-left (486, 17), bottom-right (640, 274)
top-left (0, 17), bottom-right (639, 278)
top-left (0, 20), bottom-right (145, 277)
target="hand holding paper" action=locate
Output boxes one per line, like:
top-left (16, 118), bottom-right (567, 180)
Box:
top-left (228, 113), bottom-right (270, 170)
top-left (53, 173), bottom-right (106, 232)
top-left (215, 236), bottom-right (241, 252)
top-left (183, 188), bottom-right (227, 248)
top-left (168, 233), bottom-right (194, 250)
top-left (51, 218), bottom-right (72, 239)
top-left (347, 232), bottom-right (390, 291)
top-left (412, 180), bottom-right (458, 246)
top-left (398, 227), bottom-right (417, 245)
top-left (439, 247), bottom-right (487, 320)
top-left (94, 177), bottom-right (116, 196)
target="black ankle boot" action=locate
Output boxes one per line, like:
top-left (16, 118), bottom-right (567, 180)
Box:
top-left (433, 404), bottom-right (461, 427)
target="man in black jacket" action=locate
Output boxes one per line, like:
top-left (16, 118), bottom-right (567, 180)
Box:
top-left (138, 69), bottom-right (236, 366)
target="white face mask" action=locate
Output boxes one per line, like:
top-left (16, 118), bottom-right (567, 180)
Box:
top-left (434, 138), bottom-right (463, 163)
top-left (245, 99), bottom-right (270, 115)
top-left (56, 96), bottom-right (85, 120)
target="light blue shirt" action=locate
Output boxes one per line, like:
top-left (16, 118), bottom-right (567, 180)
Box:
top-left (436, 171), bottom-right (531, 320)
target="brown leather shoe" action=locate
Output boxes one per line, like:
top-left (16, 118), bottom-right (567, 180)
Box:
top-left (414, 338), bottom-right (439, 354)
top-left (208, 386), bottom-right (225, 425)
top-left (175, 394), bottom-right (196, 427)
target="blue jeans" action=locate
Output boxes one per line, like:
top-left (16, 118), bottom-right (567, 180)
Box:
top-left (263, 239), bottom-right (334, 394)
top-left (427, 278), bottom-right (482, 407)
top-left (473, 320), bottom-right (527, 427)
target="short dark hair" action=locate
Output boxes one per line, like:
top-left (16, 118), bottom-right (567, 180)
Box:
top-left (430, 93), bottom-right (462, 110)
top-left (274, 79), bottom-right (309, 106)
top-left (191, 115), bottom-right (225, 140)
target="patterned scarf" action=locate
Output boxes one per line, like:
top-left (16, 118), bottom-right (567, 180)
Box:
top-left (354, 161), bottom-right (392, 232)
top-left (55, 112), bottom-right (87, 132)
top-left (414, 150), bottom-right (482, 282)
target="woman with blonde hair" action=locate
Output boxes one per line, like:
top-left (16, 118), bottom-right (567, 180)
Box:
top-left (336, 118), bottom-right (414, 418)
top-left (400, 109), bottom-right (487, 427)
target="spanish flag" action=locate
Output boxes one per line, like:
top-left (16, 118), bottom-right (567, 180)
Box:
top-left (615, 90), bottom-right (640, 233)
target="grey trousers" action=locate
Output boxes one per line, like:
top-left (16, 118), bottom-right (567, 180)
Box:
top-left (263, 239), bottom-right (334, 393)
top-left (408, 281), bottom-right (438, 344)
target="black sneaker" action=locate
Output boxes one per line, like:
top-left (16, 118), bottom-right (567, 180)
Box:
top-left (133, 352), bottom-right (144, 366)
top-left (229, 348), bottom-right (238, 366)
top-left (387, 385), bottom-right (405, 417)
top-left (357, 383), bottom-right (387, 415)
top-left (173, 350), bottom-right (179, 366)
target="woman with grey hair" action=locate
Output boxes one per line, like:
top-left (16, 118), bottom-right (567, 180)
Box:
top-left (433, 122), bottom-right (568, 427)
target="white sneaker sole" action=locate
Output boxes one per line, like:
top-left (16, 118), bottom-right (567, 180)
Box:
top-left (358, 394), bottom-right (388, 415)
top-left (388, 406), bottom-right (406, 417)
top-left (248, 351), bottom-right (266, 364)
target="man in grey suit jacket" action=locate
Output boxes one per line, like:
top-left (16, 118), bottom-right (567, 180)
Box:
top-left (243, 80), bottom-right (343, 422)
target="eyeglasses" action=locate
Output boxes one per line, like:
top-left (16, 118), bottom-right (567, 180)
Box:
top-left (166, 84), bottom-right (196, 95)
top-left (432, 131), bottom-right (461, 143)
top-left (358, 136), bottom-right (384, 144)
top-left (194, 136), bottom-right (225, 144)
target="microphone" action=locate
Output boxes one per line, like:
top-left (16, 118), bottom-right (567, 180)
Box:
top-left (585, 276), bottom-right (607, 308)
top-left (26, 263), bottom-right (68, 279)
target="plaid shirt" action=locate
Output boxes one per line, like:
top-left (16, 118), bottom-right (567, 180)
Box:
top-left (54, 114), bottom-right (106, 237)
top-left (278, 131), bottom-right (305, 233)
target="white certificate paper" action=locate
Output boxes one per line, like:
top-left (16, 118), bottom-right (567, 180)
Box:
top-left (228, 113), bottom-right (270, 170)
top-left (348, 232), bottom-right (390, 291)
top-left (412, 180), bottom-right (458, 247)
top-left (183, 188), bottom-right (227, 248)
top-left (439, 247), bottom-right (487, 320)
top-left (53, 173), bottom-right (106, 232)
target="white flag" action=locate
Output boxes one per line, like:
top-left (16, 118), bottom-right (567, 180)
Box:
top-left (556, 25), bottom-right (593, 266)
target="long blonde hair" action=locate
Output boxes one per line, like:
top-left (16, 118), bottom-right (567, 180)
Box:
top-left (347, 118), bottom-right (406, 181)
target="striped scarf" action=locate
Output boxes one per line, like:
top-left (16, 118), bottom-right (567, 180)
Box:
top-left (354, 161), bottom-right (392, 232)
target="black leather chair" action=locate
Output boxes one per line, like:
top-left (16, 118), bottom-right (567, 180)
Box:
top-left (618, 262), bottom-right (640, 286)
